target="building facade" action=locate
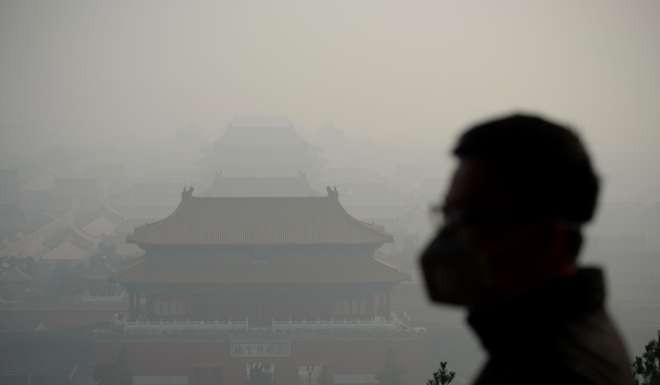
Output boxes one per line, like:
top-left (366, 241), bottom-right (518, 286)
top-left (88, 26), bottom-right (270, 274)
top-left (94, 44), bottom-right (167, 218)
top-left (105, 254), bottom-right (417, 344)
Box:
top-left (97, 187), bottom-right (431, 385)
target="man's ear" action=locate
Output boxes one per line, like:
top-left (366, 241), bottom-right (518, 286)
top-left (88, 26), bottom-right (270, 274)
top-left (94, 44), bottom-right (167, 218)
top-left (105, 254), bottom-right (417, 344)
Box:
top-left (523, 220), bottom-right (562, 267)
top-left (545, 220), bottom-right (576, 270)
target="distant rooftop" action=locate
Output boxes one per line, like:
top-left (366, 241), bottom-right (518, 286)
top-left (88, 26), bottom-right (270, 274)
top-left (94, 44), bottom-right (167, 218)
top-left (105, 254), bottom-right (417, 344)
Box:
top-left (218, 116), bottom-right (308, 148)
top-left (227, 115), bottom-right (294, 128)
top-left (0, 265), bottom-right (31, 283)
top-left (209, 116), bottom-right (321, 177)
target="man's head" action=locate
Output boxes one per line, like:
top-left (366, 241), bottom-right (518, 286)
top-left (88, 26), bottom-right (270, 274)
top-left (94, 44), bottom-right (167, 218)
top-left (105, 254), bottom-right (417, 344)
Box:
top-left (420, 113), bottom-right (600, 307)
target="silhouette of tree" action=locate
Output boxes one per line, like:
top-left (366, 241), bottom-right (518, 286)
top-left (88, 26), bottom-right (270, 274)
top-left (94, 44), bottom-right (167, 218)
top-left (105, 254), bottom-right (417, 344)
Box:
top-left (426, 362), bottom-right (455, 385)
top-left (633, 331), bottom-right (660, 385)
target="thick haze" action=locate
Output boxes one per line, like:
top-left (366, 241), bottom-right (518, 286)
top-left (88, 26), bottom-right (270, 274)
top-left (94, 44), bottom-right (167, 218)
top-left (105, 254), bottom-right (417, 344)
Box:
top-left (1, 2), bottom-right (660, 381)
top-left (2, 0), bottom-right (659, 202)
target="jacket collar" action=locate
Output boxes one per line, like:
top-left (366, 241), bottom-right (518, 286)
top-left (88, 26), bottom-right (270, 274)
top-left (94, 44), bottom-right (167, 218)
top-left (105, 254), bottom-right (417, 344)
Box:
top-left (467, 267), bottom-right (606, 354)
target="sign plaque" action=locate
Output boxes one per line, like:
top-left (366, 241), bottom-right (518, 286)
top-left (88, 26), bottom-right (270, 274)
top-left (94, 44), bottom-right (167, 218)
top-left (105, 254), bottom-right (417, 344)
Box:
top-left (230, 341), bottom-right (292, 358)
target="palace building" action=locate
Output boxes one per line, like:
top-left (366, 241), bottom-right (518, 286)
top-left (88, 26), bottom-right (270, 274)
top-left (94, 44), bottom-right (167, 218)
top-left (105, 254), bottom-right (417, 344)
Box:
top-left (97, 186), bottom-right (430, 385)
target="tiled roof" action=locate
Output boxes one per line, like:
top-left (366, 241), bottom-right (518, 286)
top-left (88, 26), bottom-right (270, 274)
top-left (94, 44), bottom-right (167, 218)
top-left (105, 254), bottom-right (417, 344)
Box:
top-left (81, 216), bottom-right (117, 238)
top-left (44, 239), bottom-right (94, 260)
top-left (128, 190), bottom-right (392, 246)
top-left (113, 255), bottom-right (408, 285)
top-left (83, 259), bottom-right (116, 280)
top-left (0, 265), bottom-right (31, 283)
top-left (0, 216), bottom-right (96, 259)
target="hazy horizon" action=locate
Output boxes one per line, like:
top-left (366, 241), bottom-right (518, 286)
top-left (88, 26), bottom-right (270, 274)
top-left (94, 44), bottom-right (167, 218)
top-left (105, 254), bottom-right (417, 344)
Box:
top-left (2, 0), bottom-right (659, 202)
top-left (1, 2), bottom-right (659, 383)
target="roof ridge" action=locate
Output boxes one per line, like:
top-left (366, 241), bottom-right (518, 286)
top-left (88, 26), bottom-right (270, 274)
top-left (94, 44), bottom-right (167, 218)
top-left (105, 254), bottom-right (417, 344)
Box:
top-left (189, 195), bottom-right (328, 200)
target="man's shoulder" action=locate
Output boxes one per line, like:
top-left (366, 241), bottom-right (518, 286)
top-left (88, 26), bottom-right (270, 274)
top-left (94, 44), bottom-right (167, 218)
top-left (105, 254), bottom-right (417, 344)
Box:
top-left (556, 309), bottom-right (634, 385)
top-left (473, 359), bottom-right (596, 385)
top-left (473, 310), bottom-right (634, 385)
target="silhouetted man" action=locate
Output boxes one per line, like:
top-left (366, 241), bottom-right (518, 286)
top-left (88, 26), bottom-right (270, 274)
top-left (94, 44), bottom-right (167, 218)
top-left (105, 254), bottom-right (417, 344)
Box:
top-left (420, 114), bottom-right (634, 385)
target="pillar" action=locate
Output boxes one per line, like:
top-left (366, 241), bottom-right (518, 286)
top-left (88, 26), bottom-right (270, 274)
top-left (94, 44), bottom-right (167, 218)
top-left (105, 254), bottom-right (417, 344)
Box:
top-left (128, 290), bottom-right (136, 321)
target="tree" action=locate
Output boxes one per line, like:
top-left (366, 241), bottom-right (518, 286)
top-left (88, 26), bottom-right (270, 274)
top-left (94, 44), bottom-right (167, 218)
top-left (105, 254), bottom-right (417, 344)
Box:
top-left (633, 331), bottom-right (660, 385)
top-left (426, 362), bottom-right (455, 385)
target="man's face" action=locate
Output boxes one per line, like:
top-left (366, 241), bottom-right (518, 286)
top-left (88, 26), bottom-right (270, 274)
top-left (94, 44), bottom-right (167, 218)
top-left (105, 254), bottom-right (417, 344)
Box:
top-left (420, 159), bottom-right (557, 306)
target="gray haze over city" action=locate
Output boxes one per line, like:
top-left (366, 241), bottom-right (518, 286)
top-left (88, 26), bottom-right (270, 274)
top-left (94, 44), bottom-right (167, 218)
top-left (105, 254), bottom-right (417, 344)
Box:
top-left (1, 1), bottom-right (659, 384)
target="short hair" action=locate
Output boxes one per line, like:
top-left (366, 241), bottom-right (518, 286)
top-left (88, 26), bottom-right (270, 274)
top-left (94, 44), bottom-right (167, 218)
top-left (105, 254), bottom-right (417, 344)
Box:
top-left (453, 113), bottom-right (600, 225)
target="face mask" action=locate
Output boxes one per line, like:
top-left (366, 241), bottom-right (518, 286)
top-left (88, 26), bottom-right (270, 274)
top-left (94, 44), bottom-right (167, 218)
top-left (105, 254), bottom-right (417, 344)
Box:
top-left (419, 227), bottom-right (492, 307)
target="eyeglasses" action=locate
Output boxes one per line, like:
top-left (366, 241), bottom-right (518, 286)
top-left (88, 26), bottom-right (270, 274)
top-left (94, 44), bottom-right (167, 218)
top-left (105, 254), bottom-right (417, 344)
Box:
top-left (429, 204), bottom-right (543, 228)
top-left (430, 203), bottom-right (582, 231)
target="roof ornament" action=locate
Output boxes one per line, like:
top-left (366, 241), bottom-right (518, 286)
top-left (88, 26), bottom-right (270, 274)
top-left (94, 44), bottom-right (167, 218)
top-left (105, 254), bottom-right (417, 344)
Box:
top-left (326, 186), bottom-right (339, 200)
top-left (181, 186), bottom-right (194, 201)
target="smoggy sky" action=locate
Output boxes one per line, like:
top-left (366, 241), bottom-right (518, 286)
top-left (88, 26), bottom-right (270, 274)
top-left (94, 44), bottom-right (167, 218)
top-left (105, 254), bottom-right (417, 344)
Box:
top-left (1, 0), bottom-right (659, 202)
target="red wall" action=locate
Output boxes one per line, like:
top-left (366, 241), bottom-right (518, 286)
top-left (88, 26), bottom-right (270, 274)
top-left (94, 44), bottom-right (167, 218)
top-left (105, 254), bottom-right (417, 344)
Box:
top-left (95, 335), bottom-right (435, 385)
top-left (0, 305), bottom-right (125, 330)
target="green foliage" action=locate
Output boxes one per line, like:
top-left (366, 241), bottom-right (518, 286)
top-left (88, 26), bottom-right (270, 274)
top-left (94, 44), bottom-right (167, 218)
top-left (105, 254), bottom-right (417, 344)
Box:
top-left (426, 362), bottom-right (455, 385)
top-left (633, 331), bottom-right (660, 385)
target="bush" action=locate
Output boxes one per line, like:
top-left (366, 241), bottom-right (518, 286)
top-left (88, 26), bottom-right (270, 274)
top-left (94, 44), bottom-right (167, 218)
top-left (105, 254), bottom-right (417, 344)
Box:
top-left (426, 362), bottom-right (455, 385)
top-left (633, 331), bottom-right (660, 385)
